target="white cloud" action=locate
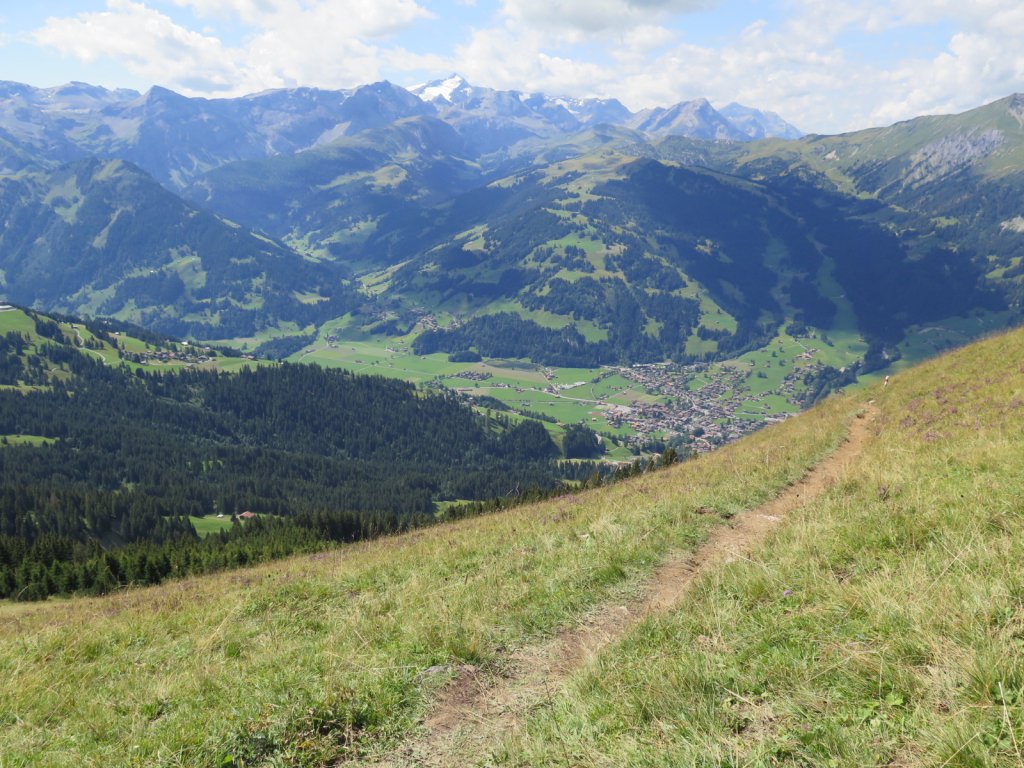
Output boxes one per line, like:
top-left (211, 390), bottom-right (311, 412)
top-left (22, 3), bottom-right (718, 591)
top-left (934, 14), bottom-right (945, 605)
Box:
top-left (233, 1), bottom-right (436, 89)
top-left (447, 0), bottom-right (1024, 132)
top-left (35, 0), bottom-right (245, 92)
top-left (33, 0), bottom-right (435, 95)
top-left (166, 0), bottom-right (433, 37)
top-left (501, 0), bottom-right (713, 36)
top-left (870, 31), bottom-right (1024, 126)
top-left (617, 24), bottom-right (676, 56)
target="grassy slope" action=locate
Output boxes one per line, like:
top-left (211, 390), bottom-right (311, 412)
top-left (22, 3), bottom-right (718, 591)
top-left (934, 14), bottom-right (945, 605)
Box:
top-left (0, 306), bottom-right (250, 377)
top-left (501, 329), bottom-right (1024, 767)
top-left (0, 383), bottom-right (852, 766)
top-left (2, 326), bottom-right (1022, 766)
top-left (729, 94), bottom-right (1024, 191)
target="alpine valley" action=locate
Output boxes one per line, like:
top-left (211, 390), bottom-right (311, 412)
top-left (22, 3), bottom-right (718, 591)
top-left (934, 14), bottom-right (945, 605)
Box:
top-left (0, 76), bottom-right (1021, 444)
top-left (3, 72), bottom-right (1024, 768)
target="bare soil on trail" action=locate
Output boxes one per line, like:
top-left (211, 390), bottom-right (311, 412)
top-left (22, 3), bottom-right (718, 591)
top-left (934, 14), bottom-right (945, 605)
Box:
top-left (366, 407), bottom-right (878, 767)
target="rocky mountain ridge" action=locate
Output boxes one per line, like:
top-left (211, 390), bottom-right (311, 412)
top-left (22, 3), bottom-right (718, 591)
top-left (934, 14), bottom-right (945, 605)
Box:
top-left (0, 76), bottom-right (801, 189)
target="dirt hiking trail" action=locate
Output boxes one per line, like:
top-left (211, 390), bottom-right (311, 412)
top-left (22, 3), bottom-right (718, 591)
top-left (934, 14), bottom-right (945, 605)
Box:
top-left (366, 406), bottom-right (878, 767)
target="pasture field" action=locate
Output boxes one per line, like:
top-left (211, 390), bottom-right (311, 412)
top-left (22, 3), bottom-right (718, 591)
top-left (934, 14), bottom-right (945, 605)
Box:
top-left (499, 326), bottom-right (1024, 768)
top-left (3, 323), bottom-right (1023, 766)
top-left (9, 325), bottom-right (1024, 766)
top-left (287, 338), bottom-right (640, 436)
top-left (0, 434), bottom-right (57, 446)
top-left (280, 328), bottom-right (855, 440)
top-left (189, 516), bottom-right (235, 537)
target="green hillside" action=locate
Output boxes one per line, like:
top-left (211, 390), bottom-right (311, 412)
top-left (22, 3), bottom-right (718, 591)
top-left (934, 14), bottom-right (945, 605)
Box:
top-left (185, 104), bottom-right (1015, 371)
top-left (273, 143), bottom-right (1002, 441)
top-left (0, 158), bottom-right (359, 339)
top-left (186, 116), bottom-right (483, 264)
top-left (721, 93), bottom-right (1024, 304)
top-left (0, 304), bottom-right (251, 377)
top-left (2, 324), bottom-right (1022, 765)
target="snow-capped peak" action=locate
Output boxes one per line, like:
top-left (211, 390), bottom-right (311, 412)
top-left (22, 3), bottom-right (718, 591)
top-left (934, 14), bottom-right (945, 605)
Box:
top-left (412, 74), bottom-right (470, 104)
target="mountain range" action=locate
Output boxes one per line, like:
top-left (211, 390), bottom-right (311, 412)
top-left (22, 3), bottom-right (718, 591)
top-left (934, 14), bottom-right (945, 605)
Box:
top-left (0, 76), bottom-right (1019, 384)
top-left (0, 76), bottom-right (799, 189)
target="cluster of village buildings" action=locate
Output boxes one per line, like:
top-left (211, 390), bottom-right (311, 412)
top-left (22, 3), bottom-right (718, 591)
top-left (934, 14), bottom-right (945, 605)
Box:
top-left (116, 338), bottom-right (225, 366)
top-left (455, 370), bottom-right (492, 382)
top-left (603, 360), bottom-right (820, 450)
top-left (448, 351), bottom-right (826, 453)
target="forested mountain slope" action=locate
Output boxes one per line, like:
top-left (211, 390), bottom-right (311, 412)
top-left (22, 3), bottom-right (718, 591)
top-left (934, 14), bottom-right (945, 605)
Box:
top-left (0, 158), bottom-right (357, 338)
top-left (720, 93), bottom-right (1024, 303)
top-left (395, 154), bottom-right (998, 362)
top-left (0, 307), bottom-right (582, 600)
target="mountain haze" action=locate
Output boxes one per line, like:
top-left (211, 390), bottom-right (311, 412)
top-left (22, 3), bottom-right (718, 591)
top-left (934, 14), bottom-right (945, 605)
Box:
top-left (721, 92), bottom-right (1024, 302)
top-left (0, 76), bottom-right (800, 190)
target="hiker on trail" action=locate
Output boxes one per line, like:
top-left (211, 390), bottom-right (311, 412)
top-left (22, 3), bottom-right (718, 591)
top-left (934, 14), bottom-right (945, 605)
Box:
top-left (883, 375), bottom-right (890, 387)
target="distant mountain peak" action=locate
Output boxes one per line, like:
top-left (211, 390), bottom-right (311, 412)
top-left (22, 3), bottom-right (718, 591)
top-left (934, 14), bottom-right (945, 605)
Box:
top-left (1008, 93), bottom-right (1024, 128)
top-left (393, 77), bottom-right (805, 141)
top-left (412, 74), bottom-right (472, 104)
top-left (142, 85), bottom-right (194, 106)
top-left (630, 98), bottom-right (748, 141)
top-left (720, 102), bottom-right (803, 140)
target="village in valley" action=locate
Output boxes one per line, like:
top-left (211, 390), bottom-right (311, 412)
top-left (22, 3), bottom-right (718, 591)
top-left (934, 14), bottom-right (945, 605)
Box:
top-left (599, 361), bottom-right (812, 450)
top-left (283, 315), bottom-right (898, 459)
top-left (285, 319), bottom-right (866, 459)
top-left (447, 356), bottom-right (823, 454)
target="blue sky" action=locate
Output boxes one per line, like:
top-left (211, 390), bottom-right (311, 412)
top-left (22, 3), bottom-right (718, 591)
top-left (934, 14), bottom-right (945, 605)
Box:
top-left (2, 1), bottom-right (1023, 133)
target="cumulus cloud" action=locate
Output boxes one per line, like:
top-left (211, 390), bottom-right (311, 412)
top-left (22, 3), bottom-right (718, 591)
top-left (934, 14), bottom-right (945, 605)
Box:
top-left (35, 0), bottom-right (245, 92)
top-left (34, 0), bottom-right (434, 95)
top-left (501, 0), bottom-right (713, 37)
top-left (450, 0), bottom-right (1024, 131)
top-left (613, 24), bottom-right (676, 63)
top-left (168, 0), bottom-right (433, 37)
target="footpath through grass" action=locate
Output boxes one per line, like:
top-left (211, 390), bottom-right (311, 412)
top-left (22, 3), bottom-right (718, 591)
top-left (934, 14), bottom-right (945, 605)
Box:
top-left (0, 383), bottom-right (853, 766)
top-left (497, 329), bottom-right (1024, 767)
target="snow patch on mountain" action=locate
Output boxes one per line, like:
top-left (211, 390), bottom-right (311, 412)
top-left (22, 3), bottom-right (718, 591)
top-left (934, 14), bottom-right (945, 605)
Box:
top-left (408, 75), bottom-right (803, 142)
top-left (411, 74), bottom-right (470, 104)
